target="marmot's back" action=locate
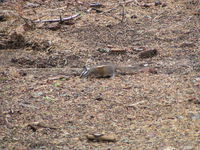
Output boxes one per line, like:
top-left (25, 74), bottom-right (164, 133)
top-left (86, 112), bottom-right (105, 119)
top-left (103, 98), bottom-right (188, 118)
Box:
top-left (80, 64), bottom-right (115, 78)
top-left (80, 63), bottom-right (145, 78)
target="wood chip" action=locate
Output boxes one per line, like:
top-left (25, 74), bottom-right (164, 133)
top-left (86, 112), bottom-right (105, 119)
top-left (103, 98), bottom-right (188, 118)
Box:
top-left (86, 133), bottom-right (117, 142)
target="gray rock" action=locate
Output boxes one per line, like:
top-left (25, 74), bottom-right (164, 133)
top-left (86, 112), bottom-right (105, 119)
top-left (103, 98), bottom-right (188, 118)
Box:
top-left (191, 113), bottom-right (200, 120)
top-left (26, 2), bottom-right (40, 8)
top-left (155, 1), bottom-right (162, 6)
top-left (181, 145), bottom-right (195, 150)
top-left (163, 146), bottom-right (176, 150)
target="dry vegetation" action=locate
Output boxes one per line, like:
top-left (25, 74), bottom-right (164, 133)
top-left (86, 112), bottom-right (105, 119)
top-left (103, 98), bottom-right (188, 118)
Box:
top-left (0, 0), bottom-right (200, 149)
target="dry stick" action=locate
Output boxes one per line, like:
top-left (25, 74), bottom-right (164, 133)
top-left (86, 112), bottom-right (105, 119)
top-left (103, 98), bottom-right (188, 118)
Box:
top-left (121, 0), bottom-right (126, 22)
top-left (101, 5), bottom-right (121, 21)
top-left (127, 100), bottom-right (146, 107)
top-left (89, 2), bottom-right (104, 8)
top-left (34, 13), bottom-right (81, 23)
top-left (102, 13), bottom-right (122, 21)
top-left (119, 0), bottom-right (137, 6)
top-left (19, 103), bottom-right (39, 109)
top-left (102, 0), bottom-right (136, 22)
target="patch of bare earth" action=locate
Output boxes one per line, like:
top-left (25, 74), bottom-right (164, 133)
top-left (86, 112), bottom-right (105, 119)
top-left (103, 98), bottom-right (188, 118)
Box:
top-left (0, 0), bottom-right (199, 149)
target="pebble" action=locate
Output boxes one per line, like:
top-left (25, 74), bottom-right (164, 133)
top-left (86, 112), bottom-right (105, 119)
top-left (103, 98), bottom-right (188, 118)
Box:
top-left (181, 145), bottom-right (195, 150)
top-left (95, 96), bottom-right (103, 101)
top-left (26, 2), bottom-right (40, 8)
top-left (188, 98), bottom-right (200, 105)
top-left (190, 113), bottom-right (200, 120)
top-left (162, 3), bottom-right (167, 7)
top-left (163, 146), bottom-right (176, 150)
top-left (131, 15), bottom-right (137, 19)
top-left (180, 42), bottom-right (195, 48)
top-left (194, 76), bottom-right (200, 81)
top-left (176, 115), bottom-right (184, 119)
top-left (155, 1), bottom-right (162, 6)
top-left (35, 92), bottom-right (44, 97)
top-left (0, 14), bottom-right (6, 22)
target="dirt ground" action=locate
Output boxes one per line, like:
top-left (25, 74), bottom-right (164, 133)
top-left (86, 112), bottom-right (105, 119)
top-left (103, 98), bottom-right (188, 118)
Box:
top-left (0, 0), bottom-right (200, 149)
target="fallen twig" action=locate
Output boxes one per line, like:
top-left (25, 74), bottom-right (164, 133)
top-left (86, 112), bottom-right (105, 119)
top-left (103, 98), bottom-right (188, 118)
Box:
top-left (19, 103), bottom-right (39, 109)
top-left (26, 122), bottom-right (58, 131)
top-left (120, 0), bottom-right (135, 5)
top-left (34, 13), bottom-right (81, 23)
top-left (89, 2), bottom-right (104, 8)
top-left (121, 0), bottom-right (126, 22)
top-left (127, 101), bottom-right (146, 107)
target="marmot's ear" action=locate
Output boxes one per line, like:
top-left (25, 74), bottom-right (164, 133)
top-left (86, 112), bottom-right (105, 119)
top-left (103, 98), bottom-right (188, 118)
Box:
top-left (83, 66), bottom-right (87, 69)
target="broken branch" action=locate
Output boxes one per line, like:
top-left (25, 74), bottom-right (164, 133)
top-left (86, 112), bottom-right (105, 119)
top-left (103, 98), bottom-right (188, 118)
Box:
top-left (34, 13), bottom-right (81, 23)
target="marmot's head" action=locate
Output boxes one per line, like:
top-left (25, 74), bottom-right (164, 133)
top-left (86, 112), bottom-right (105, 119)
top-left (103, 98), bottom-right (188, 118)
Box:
top-left (80, 66), bottom-right (90, 78)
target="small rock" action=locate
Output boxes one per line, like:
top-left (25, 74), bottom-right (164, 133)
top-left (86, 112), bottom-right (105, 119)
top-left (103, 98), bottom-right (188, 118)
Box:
top-left (193, 64), bottom-right (200, 72)
top-left (155, 1), bottom-right (162, 6)
top-left (162, 3), bottom-right (167, 7)
top-left (138, 49), bottom-right (158, 59)
top-left (26, 74), bottom-right (35, 81)
top-left (97, 48), bottom-right (110, 53)
top-left (19, 71), bottom-right (27, 76)
top-left (142, 4), bottom-right (151, 8)
top-left (90, 2), bottom-right (104, 8)
top-left (190, 113), bottom-right (200, 120)
top-left (188, 98), bottom-right (200, 105)
top-left (163, 146), bottom-right (177, 150)
top-left (131, 15), bottom-right (137, 19)
top-left (26, 2), bottom-right (40, 8)
top-left (181, 145), bottom-right (194, 150)
top-left (144, 15), bottom-right (152, 19)
top-left (194, 76), bottom-right (200, 81)
top-left (127, 115), bottom-right (134, 120)
top-left (185, 89), bottom-right (194, 94)
top-left (95, 96), bottom-right (103, 101)
top-left (89, 115), bottom-right (95, 119)
top-left (122, 138), bottom-right (131, 143)
top-left (194, 9), bottom-right (200, 16)
top-left (92, 8), bottom-right (103, 13)
top-left (132, 46), bottom-right (146, 53)
top-left (176, 115), bottom-right (184, 119)
top-left (71, 138), bottom-right (80, 141)
top-left (35, 92), bottom-right (44, 97)
top-left (0, 14), bottom-right (6, 22)
top-left (180, 42), bottom-right (195, 48)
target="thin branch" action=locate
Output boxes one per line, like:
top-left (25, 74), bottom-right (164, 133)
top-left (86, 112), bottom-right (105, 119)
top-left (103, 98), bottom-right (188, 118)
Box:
top-left (19, 103), bottom-right (39, 109)
top-left (89, 2), bottom-right (104, 8)
top-left (34, 13), bottom-right (81, 23)
top-left (121, 0), bottom-right (126, 22)
top-left (119, 0), bottom-right (136, 5)
top-left (101, 5), bottom-right (121, 21)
